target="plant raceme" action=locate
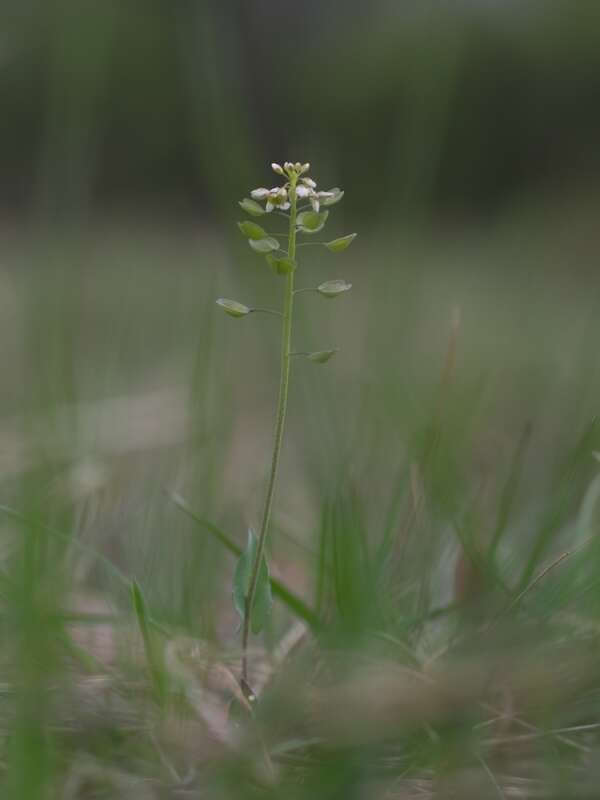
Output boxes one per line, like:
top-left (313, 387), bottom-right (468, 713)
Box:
top-left (216, 161), bottom-right (356, 693)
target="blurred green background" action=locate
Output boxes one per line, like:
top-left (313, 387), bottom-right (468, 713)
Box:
top-left (2, 1), bottom-right (600, 798)
top-left (2, 0), bottom-right (600, 221)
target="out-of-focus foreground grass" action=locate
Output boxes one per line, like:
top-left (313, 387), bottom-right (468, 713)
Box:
top-left (1, 187), bottom-right (600, 798)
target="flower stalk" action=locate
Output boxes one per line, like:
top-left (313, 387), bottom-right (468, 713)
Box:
top-left (241, 173), bottom-right (298, 681)
top-left (218, 161), bottom-right (356, 692)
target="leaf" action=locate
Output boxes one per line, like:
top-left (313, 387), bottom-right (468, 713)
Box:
top-left (233, 529), bottom-right (273, 634)
top-left (307, 349), bottom-right (338, 364)
top-left (266, 254), bottom-right (296, 275)
top-left (169, 492), bottom-right (321, 628)
top-left (239, 198), bottom-right (266, 217)
top-left (238, 220), bottom-right (269, 240)
top-left (249, 237), bottom-right (280, 253)
top-left (325, 233), bottom-right (357, 253)
top-left (317, 279), bottom-right (352, 298)
top-left (320, 188), bottom-right (344, 207)
top-left (215, 298), bottom-right (251, 317)
top-left (297, 210), bottom-right (329, 234)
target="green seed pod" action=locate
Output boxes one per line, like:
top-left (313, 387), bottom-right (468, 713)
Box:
top-left (238, 198), bottom-right (266, 217)
top-left (307, 349), bottom-right (338, 364)
top-left (320, 188), bottom-right (344, 207)
top-left (238, 221), bottom-right (268, 240)
top-left (325, 234), bottom-right (357, 253)
top-left (317, 279), bottom-right (352, 298)
top-left (297, 210), bottom-right (329, 234)
top-left (249, 237), bottom-right (280, 253)
top-left (267, 255), bottom-right (296, 275)
top-left (216, 298), bottom-right (251, 318)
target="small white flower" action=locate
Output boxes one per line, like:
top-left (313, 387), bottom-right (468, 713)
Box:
top-left (245, 164), bottom-right (341, 216)
top-left (311, 191), bottom-right (334, 212)
top-left (265, 186), bottom-right (290, 212)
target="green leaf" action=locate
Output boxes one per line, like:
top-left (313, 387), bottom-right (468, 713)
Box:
top-left (317, 279), bottom-right (352, 298)
top-left (239, 198), bottom-right (266, 217)
top-left (321, 188), bottom-right (344, 207)
top-left (307, 349), bottom-right (338, 364)
top-left (238, 220), bottom-right (268, 240)
top-left (325, 233), bottom-right (357, 253)
top-left (233, 529), bottom-right (272, 634)
top-left (266, 254), bottom-right (296, 275)
top-left (249, 237), bottom-right (280, 253)
top-left (168, 492), bottom-right (322, 629)
top-left (216, 298), bottom-right (251, 317)
top-left (297, 210), bottom-right (329, 234)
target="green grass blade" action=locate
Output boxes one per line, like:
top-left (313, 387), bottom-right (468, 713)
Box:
top-left (131, 580), bottom-right (167, 706)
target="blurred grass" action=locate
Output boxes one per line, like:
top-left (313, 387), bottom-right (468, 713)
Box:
top-left (1, 187), bottom-right (600, 796)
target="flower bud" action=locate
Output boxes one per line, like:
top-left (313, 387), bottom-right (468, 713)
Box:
top-left (271, 163), bottom-right (284, 175)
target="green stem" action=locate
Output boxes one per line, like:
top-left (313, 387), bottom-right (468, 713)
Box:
top-left (242, 175), bottom-right (298, 682)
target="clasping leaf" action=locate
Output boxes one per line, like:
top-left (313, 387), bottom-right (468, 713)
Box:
top-left (233, 529), bottom-right (273, 634)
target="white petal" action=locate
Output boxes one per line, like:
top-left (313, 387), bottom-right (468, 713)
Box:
top-left (251, 188), bottom-right (269, 199)
top-left (280, 202), bottom-right (290, 210)
top-left (311, 198), bottom-right (320, 212)
top-left (317, 191), bottom-right (334, 199)
top-left (296, 186), bottom-right (311, 198)
top-left (265, 202), bottom-right (274, 212)
top-left (301, 177), bottom-right (317, 189)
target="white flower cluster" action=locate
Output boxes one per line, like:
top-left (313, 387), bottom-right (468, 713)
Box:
top-left (250, 162), bottom-right (342, 214)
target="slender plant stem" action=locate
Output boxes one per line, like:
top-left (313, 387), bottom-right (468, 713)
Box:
top-left (242, 175), bottom-right (298, 682)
